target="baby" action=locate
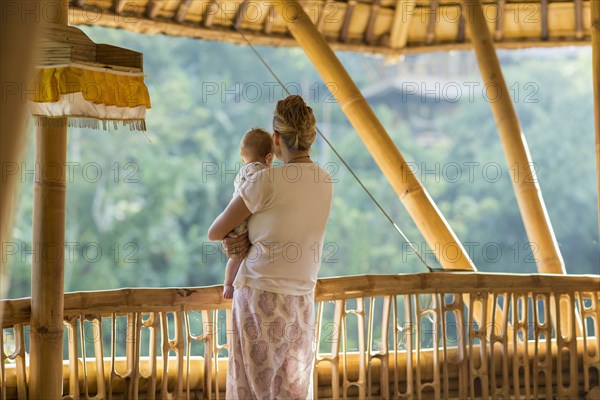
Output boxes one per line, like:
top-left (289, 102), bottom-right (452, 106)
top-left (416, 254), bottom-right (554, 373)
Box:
top-left (223, 128), bottom-right (274, 299)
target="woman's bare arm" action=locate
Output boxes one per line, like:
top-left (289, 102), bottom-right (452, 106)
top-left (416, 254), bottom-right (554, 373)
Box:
top-left (207, 195), bottom-right (252, 241)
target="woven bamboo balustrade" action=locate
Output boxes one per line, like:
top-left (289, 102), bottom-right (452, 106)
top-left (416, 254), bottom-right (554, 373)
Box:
top-left (1, 272), bottom-right (598, 399)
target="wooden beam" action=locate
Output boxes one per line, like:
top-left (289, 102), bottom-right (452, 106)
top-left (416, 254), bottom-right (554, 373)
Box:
top-left (3, 273), bottom-right (599, 325)
top-left (203, 0), bottom-right (218, 27)
top-left (495, 0), bottom-right (506, 41)
top-left (340, 0), bottom-right (357, 43)
top-left (271, 0), bottom-right (476, 272)
top-left (426, 0), bottom-right (439, 45)
top-left (457, 4), bottom-right (466, 43)
top-left (592, 0), bottom-right (600, 238)
top-left (540, 0), bottom-right (549, 40)
top-left (175, 0), bottom-right (193, 23)
top-left (575, 0), bottom-right (584, 39)
top-left (317, 0), bottom-right (334, 33)
top-left (463, 0), bottom-right (566, 273)
top-left (390, 0), bottom-right (414, 49)
top-left (234, 0), bottom-right (250, 30)
top-left (113, 0), bottom-right (127, 14)
top-left (264, 4), bottom-right (275, 34)
top-left (365, 0), bottom-right (381, 45)
top-left (145, 0), bottom-right (163, 19)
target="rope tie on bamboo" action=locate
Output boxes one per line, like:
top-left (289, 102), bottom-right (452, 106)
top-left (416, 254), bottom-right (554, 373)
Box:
top-left (227, 20), bottom-right (460, 273)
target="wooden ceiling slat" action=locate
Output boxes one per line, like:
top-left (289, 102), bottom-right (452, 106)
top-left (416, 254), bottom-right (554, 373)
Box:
top-left (234, 0), bottom-right (250, 30)
top-left (175, 0), bottom-right (193, 23)
top-left (146, 0), bottom-right (162, 19)
top-left (264, 5), bottom-right (275, 34)
top-left (541, 0), bottom-right (549, 40)
top-left (317, 0), bottom-right (334, 32)
top-left (365, 0), bottom-right (381, 45)
top-left (575, 0), bottom-right (584, 39)
top-left (203, 0), bottom-right (218, 27)
top-left (112, 0), bottom-right (126, 14)
top-left (389, 0), bottom-right (413, 48)
top-left (456, 4), bottom-right (466, 43)
top-left (340, 0), bottom-right (357, 42)
top-left (426, 0), bottom-right (439, 45)
top-left (495, 0), bottom-right (506, 41)
top-left (68, 0), bottom-right (593, 55)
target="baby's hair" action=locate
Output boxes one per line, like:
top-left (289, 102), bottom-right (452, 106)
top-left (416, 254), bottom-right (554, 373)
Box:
top-left (240, 127), bottom-right (274, 161)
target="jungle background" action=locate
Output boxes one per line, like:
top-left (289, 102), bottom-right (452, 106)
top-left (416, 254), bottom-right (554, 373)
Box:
top-left (4, 26), bottom-right (599, 299)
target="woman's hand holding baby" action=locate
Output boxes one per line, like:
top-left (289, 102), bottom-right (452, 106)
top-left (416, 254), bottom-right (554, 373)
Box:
top-left (222, 232), bottom-right (250, 260)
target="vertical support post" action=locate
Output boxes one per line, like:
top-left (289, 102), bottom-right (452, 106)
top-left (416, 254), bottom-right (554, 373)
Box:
top-left (592, 0), bottom-right (600, 238)
top-left (272, 0), bottom-right (476, 271)
top-left (29, 120), bottom-right (67, 398)
top-left (0, 0), bottom-right (41, 305)
top-left (29, 0), bottom-right (68, 397)
top-left (463, 0), bottom-right (565, 275)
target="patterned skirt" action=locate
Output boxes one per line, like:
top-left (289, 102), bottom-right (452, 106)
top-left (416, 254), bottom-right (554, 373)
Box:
top-left (226, 285), bottom-right (316, 400)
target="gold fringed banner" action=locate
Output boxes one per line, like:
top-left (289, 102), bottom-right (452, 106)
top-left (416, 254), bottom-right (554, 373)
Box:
top-left (33, 116), bottom-right (147, 131)
top-left (29, 63), bottom-right (151, 132)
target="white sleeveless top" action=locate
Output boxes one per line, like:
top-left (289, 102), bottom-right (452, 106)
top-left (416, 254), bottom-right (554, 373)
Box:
top-left (233, 162), bottom-right (334, 295)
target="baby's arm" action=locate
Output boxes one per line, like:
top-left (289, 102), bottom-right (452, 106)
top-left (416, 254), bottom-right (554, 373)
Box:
top-left (223, 257), bottom-right (242, 299)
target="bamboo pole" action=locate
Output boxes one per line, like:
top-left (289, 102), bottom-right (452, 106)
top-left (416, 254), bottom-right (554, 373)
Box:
top-left (463, 0), bottom-right (565, 275)
top-left (272, 0), bottom-right (476, 272)
top-left (28, 121), bottom-right (67, 398)
top-left (0, 0), bottom-right (41, 314)
top-left (592, 0), bottom-right (600, 238)
top-left (29, 1), bottom-right (69, 398)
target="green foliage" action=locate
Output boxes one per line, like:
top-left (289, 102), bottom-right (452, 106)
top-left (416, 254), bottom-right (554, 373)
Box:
top-left (5, 29), bottom-right (598, 298)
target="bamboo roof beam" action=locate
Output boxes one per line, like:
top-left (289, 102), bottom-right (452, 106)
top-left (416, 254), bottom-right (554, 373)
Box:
top-left (464, 0), bottom-right (565, 276)
top-left (389, 0), bottom-right (413, 49)
top-left (592, 0), bottom-right (600, 238)
top-left (576, 0), bottom-right (585, 39)
top-left (203, 0), bottom-right (218, 27)
top-left (541, 0), bottom-right (549, 40)
top-left (271, 0), bottom-right (476, 273)
top-left (112, 0), bottom-right (127, 14)
top-left (495, 0), bottom-right (506, 41)
top-left (264, 4), bottom-right (275, 34)
top-left (464, 0), bottom-right (578, 336)
top-left (175, 0), bottom-right (193, 23)
top-left (234, 0), bottom-right (250, 30)
top-left (340, 0), bottom-right (357, 43)
top-left (426, 0), bottom-right (439, 45)
top-left (457, 5), bottom-right (466, 43)
top-left (146, 0), bottom-right (162, 19)
top-left (365, 0), bottom-right (381, 45)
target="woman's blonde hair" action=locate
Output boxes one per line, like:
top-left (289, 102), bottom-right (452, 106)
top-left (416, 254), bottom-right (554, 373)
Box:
top-left (272, 95), bottom-right (316, 152)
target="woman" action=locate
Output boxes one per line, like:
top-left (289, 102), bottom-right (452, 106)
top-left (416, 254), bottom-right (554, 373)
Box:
top-left (208, 95), bottom-right (333, 399)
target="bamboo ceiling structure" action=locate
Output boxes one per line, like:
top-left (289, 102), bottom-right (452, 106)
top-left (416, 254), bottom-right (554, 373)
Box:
top-left (71, 0), bottom-right (593, 56)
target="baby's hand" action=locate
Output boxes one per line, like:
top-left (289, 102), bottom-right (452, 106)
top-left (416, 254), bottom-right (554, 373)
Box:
top-left (223, 284), bottom-right (234, 299)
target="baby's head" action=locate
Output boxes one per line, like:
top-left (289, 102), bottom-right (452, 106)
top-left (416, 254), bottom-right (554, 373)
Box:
top-left (240, 128), bottom-right (275, 166)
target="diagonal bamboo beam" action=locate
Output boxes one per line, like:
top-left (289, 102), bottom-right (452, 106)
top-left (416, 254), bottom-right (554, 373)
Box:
top-left (464, 0), bottom-right (565, 275)
top-left (592, 0), bottom-right (600, 239)
top-left (463, 0), bottom-right (578, 336)
top-left (272, 0), bottom-right (476, 272)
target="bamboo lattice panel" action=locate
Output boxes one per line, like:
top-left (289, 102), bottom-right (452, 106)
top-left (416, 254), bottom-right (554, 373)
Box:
top-left (1, 273), bottom-right (599, 399)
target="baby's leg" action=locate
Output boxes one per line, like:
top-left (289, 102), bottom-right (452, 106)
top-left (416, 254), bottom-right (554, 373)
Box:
top-left (223, 257), bottom-right (242, 299)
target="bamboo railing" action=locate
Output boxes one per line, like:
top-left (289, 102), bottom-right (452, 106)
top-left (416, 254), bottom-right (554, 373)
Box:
top-left (1, 273), bottom-right (599, 399)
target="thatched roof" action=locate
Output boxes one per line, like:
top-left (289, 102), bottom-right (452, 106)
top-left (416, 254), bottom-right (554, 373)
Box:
top-left (71, 0), bottom-right (592, 55)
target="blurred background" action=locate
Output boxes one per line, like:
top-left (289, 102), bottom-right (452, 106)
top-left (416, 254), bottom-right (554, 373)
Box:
top-left (5, 26), bottom-right (599, 298)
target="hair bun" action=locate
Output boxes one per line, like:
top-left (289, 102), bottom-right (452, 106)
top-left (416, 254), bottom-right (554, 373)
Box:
top-left (273, 95), bottom-right (317, 151)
